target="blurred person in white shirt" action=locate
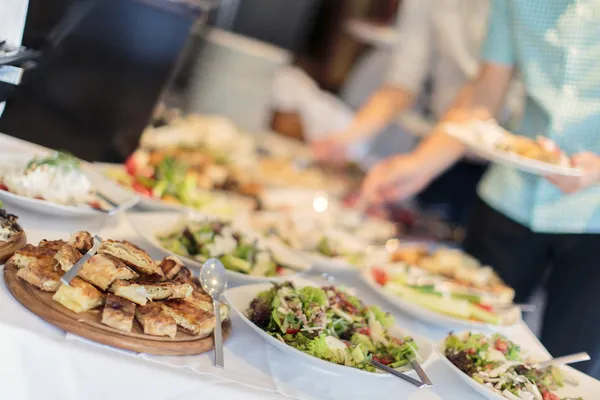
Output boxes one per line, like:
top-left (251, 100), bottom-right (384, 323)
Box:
top-left (314, 0), bottom-right (523, 224)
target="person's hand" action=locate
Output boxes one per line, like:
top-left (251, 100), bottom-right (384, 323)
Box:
top-left (360, 153), bottom-right (433, 205)
top-left (546, 152), bottom-right (600, 193)
top-left (312, 132), bottom-right (352, 165)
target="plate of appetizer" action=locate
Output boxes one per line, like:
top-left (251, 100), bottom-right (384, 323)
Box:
top-left (445, 119), bottom-right (582, 177)
top-left (226, 278), bottom-right (434, 378)
top-left (361, 246), bottom-right (520, 329)
top-left (0, 152), bottom-right (139, 217)
top-left (439, 332), bottom-right (585, 400)
top-left (127, 212), bottom-right (310, 285)
top-left (3, 230), bottom-right (231, 355)
top-left (98, 155), bottom-right (257, 218)
top-left (240, 210), bottom-right (390, 272)
top-left (0, 202), bottom-right (26, 262)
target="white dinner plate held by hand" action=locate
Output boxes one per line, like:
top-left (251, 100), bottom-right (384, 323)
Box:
top-left (445, 120), bottom-right (582, 177)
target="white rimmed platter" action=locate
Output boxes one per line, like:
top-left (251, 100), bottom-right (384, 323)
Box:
top-left (126, 211), bottom-right (310, 285)
top-left (225, 277), bottom-right (435, 379)
top-left (0, 154), bottom-right (138, 218)
top-left (360, 266), bottom-right (521, 331)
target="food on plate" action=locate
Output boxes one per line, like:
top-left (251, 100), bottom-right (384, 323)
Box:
top-left (246, 281), bottom-right (420, 372)
top-left (0, 205), bottom-right (26, 261)
top-left (368, 258), bottom-right (516, 325)
top-left (77, 254), bottom-right (139, 291)
top-left (389, 247), bottom-right (514, 302)
top-left (8, 231), bottom-right (230, 339)
top-left (444, 332), bottom-right (582, 400)
top-left (0, 152), bottom-right (98, 207)
top-left (101, 294), bottom-right (136, 332)
top-left (257, 157), bottom-right (349, 193)
top-left (497, 134), bottom-right (569, 166)
top-left (158, 217), bottom-right (300, 277)
top-left (135, 302), bottom-right (178, 338)
top-left (161, 299), bottom-right (216, 337)
top-left (105, 155), bottom-right (256, 216)
top-left (16, 258), bottom-right (63, 292)
top-left (246, 212), bottom-right (370, 266)
top-left (98, 240), bottom-right (164, 278)
top-left (53, 277), bottom-right (105, 313)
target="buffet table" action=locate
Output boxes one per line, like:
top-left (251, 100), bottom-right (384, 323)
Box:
top-left (1, 133), bottom-right (599, 400)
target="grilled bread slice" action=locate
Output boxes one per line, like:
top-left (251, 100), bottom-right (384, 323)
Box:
top-left (67, 231), bottom-right (94, 254)
top-left (135, 302), bottom-right (177, 338)
top-left (52, 277), bottom-right (105, 313)
top-left (184, 288), bottom-right (230, 321)
top-left (10, 244), bottom-right (57, 269)
top-left (161, 300), bottom-right (216, 337)
top-left (109, 280), bottom-right (149, 305)
top-left (136, 280), bottom-right (193, 301)
top-left (16, 258), bottom-right (64, 292)
top-left (38, 239), bottom-right (67, 252)
top-left (158, 256), bottom-right (184, 280)
top-left (98, 240), bottom-right (164, 278)
top-left (54, 244), bottom-right (82, 272)
top-left (78, 254), bottom-right (139, 290)
top-left (101, 294), bottom-right (136, 332)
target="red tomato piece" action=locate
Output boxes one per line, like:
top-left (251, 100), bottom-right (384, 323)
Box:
top-left (276, 265), bottom-right (285, 275)
top-left (286, 327), bottom-right (300, 335)
top-left (357, 327), bottom-right (371, 336)
top-left (477, 303), bottom-right (494, 312)
top-left (371, 268), bottom-right (389, 286)
top-left (495, 338), bottom-right (508, 353)
top-left (541, 391), bottom-right (560, 400)
top-left (124, 155), bottom-right (137, 176)
top-left (88, 201), bottom-right (102, 210)
top-left (132, 182), bottom-right (152, 196)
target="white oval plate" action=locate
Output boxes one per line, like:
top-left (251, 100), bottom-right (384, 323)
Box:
top-left (126, 211), bottom-right (310, 285)
top-left (446, 122), bottom-right (582, 177)
top-left (0, 155), bottom-right (138, 218)
top-left (226, 277), bottom-right (435, 378)
top-left (360, 266), bottom-right (521, 331)
top-left (437, 333), bottom-right (586, 400)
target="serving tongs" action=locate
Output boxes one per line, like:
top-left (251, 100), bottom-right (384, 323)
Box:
top-left (370, 358), bottom-right (433, 389)
top-left (60, 235), bottom-right (102, 286)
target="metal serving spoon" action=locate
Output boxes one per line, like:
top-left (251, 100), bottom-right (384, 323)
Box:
top-left (200, 258), bottom-right (228, 368)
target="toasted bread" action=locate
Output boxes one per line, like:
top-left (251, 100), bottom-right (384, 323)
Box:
top-left (98, 240), bottom-right (164, 278)
top-left (101, 294), bottom-right (136, 332)
top-left (38, 239), bottom-right (67, 252)
top-left (52, 277), bottom-right (105, 313)
top-left (161, 300), bottom-right (216, 337)
top-left (135, 302), bottom-right (177, 338)
top-left (136, 280), bottom-right (193, 301)
top-left (54, 244), bottom-right (82, 272)
top-left (109, 280), bottom-right (149, 305)
top-left (16, 258), bottom-right (64, 292)
top-left (173, 267), bottom-right (201, 287)
top-left (10, 244), bottom-right (57, 269)
top-left (67, 231), bottom-right (94, 254)
top-left (158, 256), bottom-right (184, 280)
top-left (78, 254), bottom-right (139, 290)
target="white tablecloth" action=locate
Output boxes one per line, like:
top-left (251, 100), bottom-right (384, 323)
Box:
top-left (0, 133), bottom-right (598, 400)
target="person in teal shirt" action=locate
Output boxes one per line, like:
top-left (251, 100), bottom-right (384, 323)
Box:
top-left (361, 0), bottom-right (600, 377)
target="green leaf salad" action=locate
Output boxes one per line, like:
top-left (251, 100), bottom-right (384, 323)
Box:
top-left (444, 332), bottom-right (583, 400)
top-left (247, 281), bottom-right (419, 372)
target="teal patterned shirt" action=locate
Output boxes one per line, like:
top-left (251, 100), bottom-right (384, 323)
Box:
top-left (477, 0), bottom-right (600, 233)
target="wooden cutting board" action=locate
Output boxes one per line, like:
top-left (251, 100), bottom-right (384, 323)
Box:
top-left (3, 261), bottom-right (231, 355)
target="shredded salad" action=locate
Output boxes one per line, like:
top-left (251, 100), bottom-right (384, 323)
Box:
top-left (158, 219), bottom-right (296, 277)
top-left (247, 282), bottom-right (419, 372)
top-left (444, 332), bottom-right (582, 400)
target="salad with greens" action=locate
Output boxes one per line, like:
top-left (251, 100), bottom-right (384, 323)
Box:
top-left (368, 263), bottom-right (519, 325)
top-left (247, 281), bottom-right (420, 372)
top-left (158, 219), bottom-right (297, 277)
top-left (444, 332), bottom-right (582, 400)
